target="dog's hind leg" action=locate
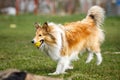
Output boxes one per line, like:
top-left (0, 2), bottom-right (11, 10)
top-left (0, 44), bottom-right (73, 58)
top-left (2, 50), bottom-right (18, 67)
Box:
top-left (94, 46), bottom-right (102, 65)
top-left (95, 52), bottom-right (102, 65)
top-left (89, 44), bottom-right (102, 65)
top-left (86, 52), bottom-right (94, 63)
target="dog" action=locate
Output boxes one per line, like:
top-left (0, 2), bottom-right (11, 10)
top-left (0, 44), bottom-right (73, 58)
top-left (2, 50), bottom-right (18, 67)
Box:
top-left (0, 69), bottom-right (62, 80)
top-left (31, 6), bottom-right (105, 75)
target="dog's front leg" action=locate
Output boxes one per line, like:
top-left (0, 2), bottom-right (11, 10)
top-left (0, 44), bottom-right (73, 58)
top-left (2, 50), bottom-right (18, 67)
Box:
top-left (48, 57), bottom-right (70, 75)
top-left (48, 61), bottom-right (63, 75)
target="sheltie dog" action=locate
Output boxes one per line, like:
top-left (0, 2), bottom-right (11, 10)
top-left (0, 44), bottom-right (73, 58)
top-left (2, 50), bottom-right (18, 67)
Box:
top-left (31, 6), bottom-right (105, 75)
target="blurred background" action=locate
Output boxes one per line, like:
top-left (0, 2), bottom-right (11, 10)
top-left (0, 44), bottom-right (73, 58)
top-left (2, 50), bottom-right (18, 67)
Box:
top-left (0, 0), bottom-right (120, 79)
top-left (0, 0), bottom-right (120, 16)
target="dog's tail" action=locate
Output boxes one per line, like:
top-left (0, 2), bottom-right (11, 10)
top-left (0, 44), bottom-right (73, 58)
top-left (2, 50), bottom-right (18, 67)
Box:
top-left (87, 6), bottom-right (105, 27)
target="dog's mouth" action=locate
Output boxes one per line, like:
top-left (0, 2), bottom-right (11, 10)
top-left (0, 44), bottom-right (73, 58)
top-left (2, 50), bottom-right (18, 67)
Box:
top-left (34, 40), bottom-right (44, 48)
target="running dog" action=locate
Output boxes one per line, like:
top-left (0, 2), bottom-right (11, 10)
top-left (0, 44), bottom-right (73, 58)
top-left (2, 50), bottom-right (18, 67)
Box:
top-left (32, 6), bottom-right (105, 75)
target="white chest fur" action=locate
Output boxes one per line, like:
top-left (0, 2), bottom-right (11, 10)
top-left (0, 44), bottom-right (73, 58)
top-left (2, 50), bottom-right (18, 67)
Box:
top-left (40, 25), bottom-right (63, 61)
top-left (41, 44), bottom-right (61, 61)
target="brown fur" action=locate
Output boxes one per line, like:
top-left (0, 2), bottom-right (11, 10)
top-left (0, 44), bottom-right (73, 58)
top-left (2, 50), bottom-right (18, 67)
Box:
top-left (34, 19), bottom-right (102, 56)
top-left (62, 18), bottom-right (99, 56)
top-left (32, 6), bottom-right (105, 74)
top-left (33, 16), bottom-right (103, 56)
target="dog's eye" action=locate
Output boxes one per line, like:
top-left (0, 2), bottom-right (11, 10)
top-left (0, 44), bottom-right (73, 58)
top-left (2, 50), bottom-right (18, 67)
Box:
top-left (39, 34), bottom-right (42, 36)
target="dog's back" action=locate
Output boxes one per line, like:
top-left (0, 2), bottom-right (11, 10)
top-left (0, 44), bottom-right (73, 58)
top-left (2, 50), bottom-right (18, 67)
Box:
top-left (63, 6), bottom-right (105, 55)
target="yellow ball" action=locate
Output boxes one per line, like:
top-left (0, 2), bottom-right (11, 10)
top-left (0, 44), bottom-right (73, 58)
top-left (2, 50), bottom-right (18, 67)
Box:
top-left (34, 42), bottom-right (41, 47)
top-left (10, 24), bottom-right (16, 28)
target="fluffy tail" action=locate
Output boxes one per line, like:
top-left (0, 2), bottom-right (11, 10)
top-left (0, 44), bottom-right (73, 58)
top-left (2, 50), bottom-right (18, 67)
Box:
top-left (87, 6), bottom-right (105, 27)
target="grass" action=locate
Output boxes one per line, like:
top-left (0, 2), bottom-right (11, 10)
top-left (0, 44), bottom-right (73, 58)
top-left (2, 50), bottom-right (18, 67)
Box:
top-left (0, 14), bottom-right (120, 80)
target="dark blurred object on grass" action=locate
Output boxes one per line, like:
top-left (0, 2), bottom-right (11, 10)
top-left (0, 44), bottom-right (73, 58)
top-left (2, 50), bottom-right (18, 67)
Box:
top-left (0, 69), bottom-right (62, 80)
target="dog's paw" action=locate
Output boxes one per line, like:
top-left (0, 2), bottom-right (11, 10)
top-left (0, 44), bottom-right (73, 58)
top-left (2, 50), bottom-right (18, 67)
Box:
top-left (48, 72), bottom-right (59, 75)
top-left (48, 72), bottom-right (67, 75)
top-left (96, 60), bottom-right (102, 65)
top-left (86, 59), bottom-right (91, 63)
top-left (67, 65), bottom-right (74, 70)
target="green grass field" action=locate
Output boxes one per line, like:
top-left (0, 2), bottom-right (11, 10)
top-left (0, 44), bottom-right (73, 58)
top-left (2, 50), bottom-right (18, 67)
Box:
top-left (0, 14), bottom-right (120, 80)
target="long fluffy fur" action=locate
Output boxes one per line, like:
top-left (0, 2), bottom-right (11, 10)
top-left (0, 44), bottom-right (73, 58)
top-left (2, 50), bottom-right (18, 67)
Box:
top-left (32, 6), bottom-right (105, 75)
top-left (63, 6), bottom-right (105, 55)
top-left (87, 5), bottom-right (105, 27)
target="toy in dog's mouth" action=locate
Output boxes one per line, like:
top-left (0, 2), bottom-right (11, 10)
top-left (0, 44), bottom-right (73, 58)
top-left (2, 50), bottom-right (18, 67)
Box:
top-left (34, 40), bottom-right (44, 48)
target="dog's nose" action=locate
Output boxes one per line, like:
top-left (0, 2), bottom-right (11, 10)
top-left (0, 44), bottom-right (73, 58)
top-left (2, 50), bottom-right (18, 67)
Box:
top-left (31, 40), bottom-right (34, 43)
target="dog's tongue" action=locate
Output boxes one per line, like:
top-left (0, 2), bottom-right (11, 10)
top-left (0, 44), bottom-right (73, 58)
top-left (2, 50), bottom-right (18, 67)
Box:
top-left (34, 42), bottom-right (41, 48)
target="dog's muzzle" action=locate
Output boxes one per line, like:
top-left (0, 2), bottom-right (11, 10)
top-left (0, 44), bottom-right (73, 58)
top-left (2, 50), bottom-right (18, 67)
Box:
top-left (31, 40), bottom-right (44, 48)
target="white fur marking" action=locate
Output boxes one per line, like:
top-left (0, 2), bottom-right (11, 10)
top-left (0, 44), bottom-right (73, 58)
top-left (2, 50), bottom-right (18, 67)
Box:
top-left (96, 52), bottom-right (102, 65)
top-left (86, 52), bottom-right (94, 63)
top-left (49, 56), bottom-right (70, 75)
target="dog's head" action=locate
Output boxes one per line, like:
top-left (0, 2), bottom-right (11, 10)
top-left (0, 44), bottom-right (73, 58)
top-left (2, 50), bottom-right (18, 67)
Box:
top-left (31, 22), bottom-right (56, 48)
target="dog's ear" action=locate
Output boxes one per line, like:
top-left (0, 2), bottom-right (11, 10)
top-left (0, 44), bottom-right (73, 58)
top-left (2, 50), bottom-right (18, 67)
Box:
top-left (43, 22), bottom-right (49, 32)
top-left (34, 22), bottom-right (41, 29)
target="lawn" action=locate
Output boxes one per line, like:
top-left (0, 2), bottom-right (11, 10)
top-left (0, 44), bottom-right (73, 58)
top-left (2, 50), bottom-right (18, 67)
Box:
top-left (0, 14), bottom-right (120, 80)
